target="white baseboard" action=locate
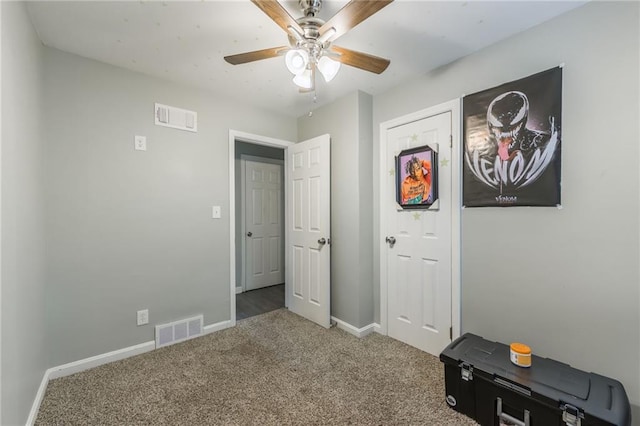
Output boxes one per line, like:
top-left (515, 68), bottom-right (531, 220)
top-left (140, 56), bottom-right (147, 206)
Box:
top-left (48, 340), bottom-right (156, 380)
top-left (204, 319), bottom-right (233, 335)
top-left (235, 286), bottom-right (243, 294)
top-left (26, 370), bottom-right (51, 426)
top-left (331, 316), bottom-right (380, 338)
top-left (27, 318), bottom-right (234, 425)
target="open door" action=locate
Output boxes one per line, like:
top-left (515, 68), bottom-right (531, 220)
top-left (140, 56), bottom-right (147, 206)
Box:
top-left (286, 134), bottom-right (331, 328)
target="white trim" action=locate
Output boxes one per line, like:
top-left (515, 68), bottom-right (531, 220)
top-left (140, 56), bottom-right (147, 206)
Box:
top-left (236, 286), bottom-right (243, 294)
top-left (331, 317), bottom-right (380, 338)
top-left (229, 130), bottom-right (294, 325)
top-left (378, 98), bottom-right (462, 340)
top-left (450, 99), bottom-right (463, 339)
top-left (241, 155), bottom-right (285, 166)
top-left (26, 371), bottom-right (49, 426)
top-left (27, 319), bottom-right (233, 425)
top-left (0, 5), bottom-right (3, 422)
top-left (48, 341), bottom-right (155, 380)
top-left (203, 319), bottom-right (233, 335)
top-left (283, 151), bottom-right (290, 310)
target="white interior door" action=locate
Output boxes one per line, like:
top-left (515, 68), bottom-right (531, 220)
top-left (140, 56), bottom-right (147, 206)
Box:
top-left (286, 134), bottom-right (331, 328)
top-left (384, 112), bottom-right (453, 356)
top-left (244, 159), bottom-right (284, 291)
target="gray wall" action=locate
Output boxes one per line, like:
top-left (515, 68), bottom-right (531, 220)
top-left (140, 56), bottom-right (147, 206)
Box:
top-left (1, 3), bottom-right (48, 425)
top-left (43, 48), bottom-right (297, 367)
top-left (234, 141), bottom-right (284, 289)
top-left (356, 94), bottom-right (374, 328)
top-left (373, 1), bottom-right (640, 408)
top-left (298, 91), bottom-right (374, 328)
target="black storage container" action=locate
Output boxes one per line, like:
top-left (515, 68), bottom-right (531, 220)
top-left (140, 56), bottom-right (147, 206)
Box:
top-left (439, 333), bottom-right (631, 426)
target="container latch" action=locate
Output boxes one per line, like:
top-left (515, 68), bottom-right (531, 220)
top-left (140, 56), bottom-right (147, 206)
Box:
top-left (561, 404), bottom-right (583, 426)
top-left (460, 362), bottom-right (473, 381)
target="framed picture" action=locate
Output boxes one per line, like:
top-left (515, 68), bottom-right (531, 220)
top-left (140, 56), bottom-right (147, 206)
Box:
top-left (396, 145), bottom-right (438, 209)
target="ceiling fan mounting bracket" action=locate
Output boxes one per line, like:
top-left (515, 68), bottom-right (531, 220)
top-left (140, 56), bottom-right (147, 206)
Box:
top-left (299, 0), bottom-right (322, 17)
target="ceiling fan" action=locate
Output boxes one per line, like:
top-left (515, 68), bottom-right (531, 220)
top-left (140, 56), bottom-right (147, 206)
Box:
top-left (224, 0), bottom-right (394, 91)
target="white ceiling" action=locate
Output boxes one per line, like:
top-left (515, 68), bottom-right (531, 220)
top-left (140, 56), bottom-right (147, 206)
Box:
top-left (27, 1), bottom-right (586, 117)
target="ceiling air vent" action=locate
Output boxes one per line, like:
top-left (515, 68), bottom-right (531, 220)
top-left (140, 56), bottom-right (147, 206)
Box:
top-left (154, 103), bottom-right (197, 133)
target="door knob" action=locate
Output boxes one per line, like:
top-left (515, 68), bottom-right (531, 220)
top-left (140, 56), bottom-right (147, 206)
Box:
top-left (247, 231), bottom-right (253, 237)
top-left (385, 236), bottom-right (396, 246)
top-left (318, 237), bottom-right (327, 245)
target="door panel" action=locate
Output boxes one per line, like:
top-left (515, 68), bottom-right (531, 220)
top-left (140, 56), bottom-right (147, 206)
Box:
top-left (286, 135), bottom-right (331, 328)
top-left (245, 160), bottom-right (284, 291)
top-left (385, 112), bottom-right (452, 356)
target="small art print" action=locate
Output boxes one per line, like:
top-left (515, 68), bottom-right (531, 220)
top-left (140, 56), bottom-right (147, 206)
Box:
top-left (463, 67), bottom-right (562, 207)
top-left (396, 145), bottom-right (438, 209)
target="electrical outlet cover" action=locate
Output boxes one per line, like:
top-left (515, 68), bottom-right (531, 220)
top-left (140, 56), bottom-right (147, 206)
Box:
top-left (134, 135), bottom-right (147, 151)
top-left (137, 309), bottom-right (149, 326)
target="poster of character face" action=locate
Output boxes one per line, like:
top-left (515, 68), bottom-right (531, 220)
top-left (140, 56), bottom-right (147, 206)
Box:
top-left (463, 67), bottom-right (562, 207)
top-left (396, 145), bottom-right (438, 209)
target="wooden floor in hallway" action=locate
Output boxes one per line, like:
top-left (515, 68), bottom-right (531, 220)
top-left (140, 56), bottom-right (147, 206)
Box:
top-left (236, 283), bottom-right (285, 320)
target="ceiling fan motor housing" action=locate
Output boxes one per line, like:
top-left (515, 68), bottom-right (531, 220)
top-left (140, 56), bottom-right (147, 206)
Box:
top-left (298, 17), bottom-right (323, 40)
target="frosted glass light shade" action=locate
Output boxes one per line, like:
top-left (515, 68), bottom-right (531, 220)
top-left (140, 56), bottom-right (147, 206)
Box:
top-left (317, 56), bottom-right (340, 82)
top-left (285, 49), bottom-right (309, 75)
top-left (292, 69), bottom-right (313, 89)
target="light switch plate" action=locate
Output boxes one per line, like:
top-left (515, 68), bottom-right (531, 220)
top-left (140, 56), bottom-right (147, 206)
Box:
top-left (212, 206), bottom-right (221, 219)
top-left (134, 135), bottom-right (147, 151)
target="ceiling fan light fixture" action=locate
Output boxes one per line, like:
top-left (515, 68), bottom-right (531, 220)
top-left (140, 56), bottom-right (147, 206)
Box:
top-left (317, 55), bottom-right (340, 82)
top-left (293, 68), bottom-right (313, 89)
top-left (285, 49), bottom-right (309, 75)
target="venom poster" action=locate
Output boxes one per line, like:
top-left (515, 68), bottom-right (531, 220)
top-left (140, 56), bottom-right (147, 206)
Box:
top-left (463, 67), bottom-right (562, 207)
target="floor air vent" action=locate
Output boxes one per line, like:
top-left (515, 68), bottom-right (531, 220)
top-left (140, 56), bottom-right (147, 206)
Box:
top-left (155, 315), bottom-right (203, 349)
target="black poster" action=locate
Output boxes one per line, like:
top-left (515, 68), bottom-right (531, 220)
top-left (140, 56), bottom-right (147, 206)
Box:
top-left (463, 67), bottom-right (562, 207)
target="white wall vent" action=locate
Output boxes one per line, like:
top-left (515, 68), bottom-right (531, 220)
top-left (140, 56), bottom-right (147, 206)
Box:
top-left (155, 314), bottom-right (204, 349)
top-left (154, 103), bottom-right (197, 133)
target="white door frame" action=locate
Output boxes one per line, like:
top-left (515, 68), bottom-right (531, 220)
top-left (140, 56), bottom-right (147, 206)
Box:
top-left (378, 99), bottom-right (462, 340)
top-left (240, 155), bottom-right (284, 293)
top-left (228, 130), bottom-right (294, 326)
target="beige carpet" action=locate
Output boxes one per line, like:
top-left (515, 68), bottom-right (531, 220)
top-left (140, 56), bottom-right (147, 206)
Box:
top-left (36, 309), bottom-right (478, 425)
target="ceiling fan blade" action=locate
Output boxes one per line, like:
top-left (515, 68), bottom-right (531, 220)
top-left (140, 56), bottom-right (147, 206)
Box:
top-left (251, 0), bottom-right (304, 36)
top-left (330, 45), bottom-right (390, 74)
top-left (319, 0), bottom-right (393, 43)
top-left (224, 46), bottom-right (289, 65)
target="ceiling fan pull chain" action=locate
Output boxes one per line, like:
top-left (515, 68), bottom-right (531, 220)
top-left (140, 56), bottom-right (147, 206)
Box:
top-left (308, 90), bottom-right (318, 117)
